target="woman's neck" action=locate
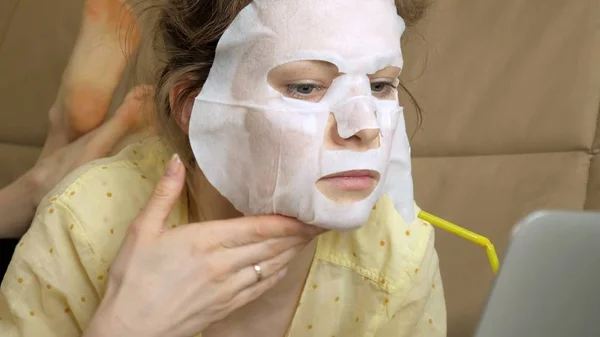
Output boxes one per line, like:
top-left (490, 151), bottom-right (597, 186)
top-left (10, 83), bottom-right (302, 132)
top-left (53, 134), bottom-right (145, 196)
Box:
top-left (185, 167), bottom-right (318, 336)
top-left (186, 166), bottom-right (242, 223)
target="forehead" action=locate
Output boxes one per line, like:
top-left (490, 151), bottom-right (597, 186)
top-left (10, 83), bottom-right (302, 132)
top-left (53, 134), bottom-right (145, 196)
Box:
top-left (246, 0), bottom-right (404, 64)
top-left (199, 0), bottom-right (405, 102)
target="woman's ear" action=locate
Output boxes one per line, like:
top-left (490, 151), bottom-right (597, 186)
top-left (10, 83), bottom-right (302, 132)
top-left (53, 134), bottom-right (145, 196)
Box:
top-left (169, 84), bottom-right (201, 135)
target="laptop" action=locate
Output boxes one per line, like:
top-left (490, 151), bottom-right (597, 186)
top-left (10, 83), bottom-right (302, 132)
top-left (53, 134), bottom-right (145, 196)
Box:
top-left (474, 210), bottom-right (600, 337)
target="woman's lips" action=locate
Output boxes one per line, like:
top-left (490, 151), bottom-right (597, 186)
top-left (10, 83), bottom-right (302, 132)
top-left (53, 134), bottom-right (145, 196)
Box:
top-left (318, 170), bottom-right (380, 191)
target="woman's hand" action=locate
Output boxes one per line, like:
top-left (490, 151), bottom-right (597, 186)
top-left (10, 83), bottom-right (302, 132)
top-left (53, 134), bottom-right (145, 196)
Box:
top-left (85, 154), bottom-right (323, 337)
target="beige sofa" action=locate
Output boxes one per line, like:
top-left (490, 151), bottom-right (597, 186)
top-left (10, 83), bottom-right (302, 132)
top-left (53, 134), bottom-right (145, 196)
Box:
top-left (1, 0), bottom-right (599, 336)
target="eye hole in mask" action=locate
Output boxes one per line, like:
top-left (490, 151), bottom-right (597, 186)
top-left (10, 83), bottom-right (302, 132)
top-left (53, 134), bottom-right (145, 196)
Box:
top-left (268, 60), bottom-right (402, 102)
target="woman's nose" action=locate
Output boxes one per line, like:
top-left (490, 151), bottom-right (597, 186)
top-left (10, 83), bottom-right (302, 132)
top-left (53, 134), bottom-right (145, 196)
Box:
top-left (353, 128), bottom-right (380, 145)
top-left (323, 113), bottom-right (380, 151)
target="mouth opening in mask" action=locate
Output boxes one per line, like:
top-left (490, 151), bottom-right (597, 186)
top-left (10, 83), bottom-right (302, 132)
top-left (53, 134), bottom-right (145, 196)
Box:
top-left (316, 169), bottom-right (381, 204)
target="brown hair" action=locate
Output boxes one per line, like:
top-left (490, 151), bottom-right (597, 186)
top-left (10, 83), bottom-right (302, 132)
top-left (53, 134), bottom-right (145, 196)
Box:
top-left (150, 0), bottom-right (429, 167)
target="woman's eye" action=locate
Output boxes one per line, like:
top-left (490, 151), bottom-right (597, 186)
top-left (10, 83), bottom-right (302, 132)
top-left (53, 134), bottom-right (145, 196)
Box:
top-left (370, 81), bottom-right (394, 93)
top-left (295, 84), bottom-right (317, 94)
top-left (370, 81), bottom-right (398, 99)
top-left (286, 83), bottom-right (325, 100)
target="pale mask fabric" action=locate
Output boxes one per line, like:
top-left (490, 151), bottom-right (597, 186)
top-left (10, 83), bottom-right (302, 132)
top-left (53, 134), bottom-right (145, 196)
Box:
top-left (189, 0), bottom-right (415, 229)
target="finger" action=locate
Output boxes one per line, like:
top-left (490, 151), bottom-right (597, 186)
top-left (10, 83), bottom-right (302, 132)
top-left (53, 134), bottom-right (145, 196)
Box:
top-left (228, 244), bottom-right (305, 293)
top-left (226, 267), bottom-right (288, 313)
top-left (135, 154), bottom-right (186, 234)
top-left (221, 236), bottom-right (310, 272)
top-left (208, 215), bottom-right (323, 247)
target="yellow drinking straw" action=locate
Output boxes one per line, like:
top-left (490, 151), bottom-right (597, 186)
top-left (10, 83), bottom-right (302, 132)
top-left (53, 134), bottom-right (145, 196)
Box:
top-left (417, 210), bottom-right (500, 274)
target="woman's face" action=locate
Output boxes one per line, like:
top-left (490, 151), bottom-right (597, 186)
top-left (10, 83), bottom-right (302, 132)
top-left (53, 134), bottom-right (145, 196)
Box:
top-left (189, 0), bottom-right (411, 229)
top-left (268, 61), bottom-right (402, 203)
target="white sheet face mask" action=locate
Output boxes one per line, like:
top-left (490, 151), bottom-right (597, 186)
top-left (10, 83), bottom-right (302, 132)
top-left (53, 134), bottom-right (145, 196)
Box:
top-left (189, 0), bottom-right (415, 229)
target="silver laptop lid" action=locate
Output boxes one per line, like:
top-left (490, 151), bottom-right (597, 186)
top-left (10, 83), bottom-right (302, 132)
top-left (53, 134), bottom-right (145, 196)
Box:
top-left (474, 210), bottom-right (600, 337)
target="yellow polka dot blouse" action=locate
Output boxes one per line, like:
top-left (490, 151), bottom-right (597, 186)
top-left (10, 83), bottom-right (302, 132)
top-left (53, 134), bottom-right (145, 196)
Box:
top-left (0, 137), bottom-right (446, 337)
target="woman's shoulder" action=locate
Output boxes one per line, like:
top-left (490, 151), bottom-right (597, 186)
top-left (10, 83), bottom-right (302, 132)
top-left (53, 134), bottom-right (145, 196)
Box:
top-left (315, 195), bottom-right (436, 294)
top-left (49, 136), bottom-right (169, 192)
top-left (33, 137), bottom-right (179, 256)
top-left (45, 136), bottom-right (169, 209)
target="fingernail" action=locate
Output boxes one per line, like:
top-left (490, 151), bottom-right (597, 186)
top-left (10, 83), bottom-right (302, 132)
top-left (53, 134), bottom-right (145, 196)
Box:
top-left (166, 154), bottom-right (181, 176)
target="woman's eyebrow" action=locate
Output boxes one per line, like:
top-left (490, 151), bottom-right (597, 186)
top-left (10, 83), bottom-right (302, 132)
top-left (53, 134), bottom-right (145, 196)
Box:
top-left (368, 66), bottom-right (402, 77)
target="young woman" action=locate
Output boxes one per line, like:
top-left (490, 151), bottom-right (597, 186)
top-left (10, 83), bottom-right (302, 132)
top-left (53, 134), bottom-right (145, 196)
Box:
top-left (0, 0), bottom-right (445, 336)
